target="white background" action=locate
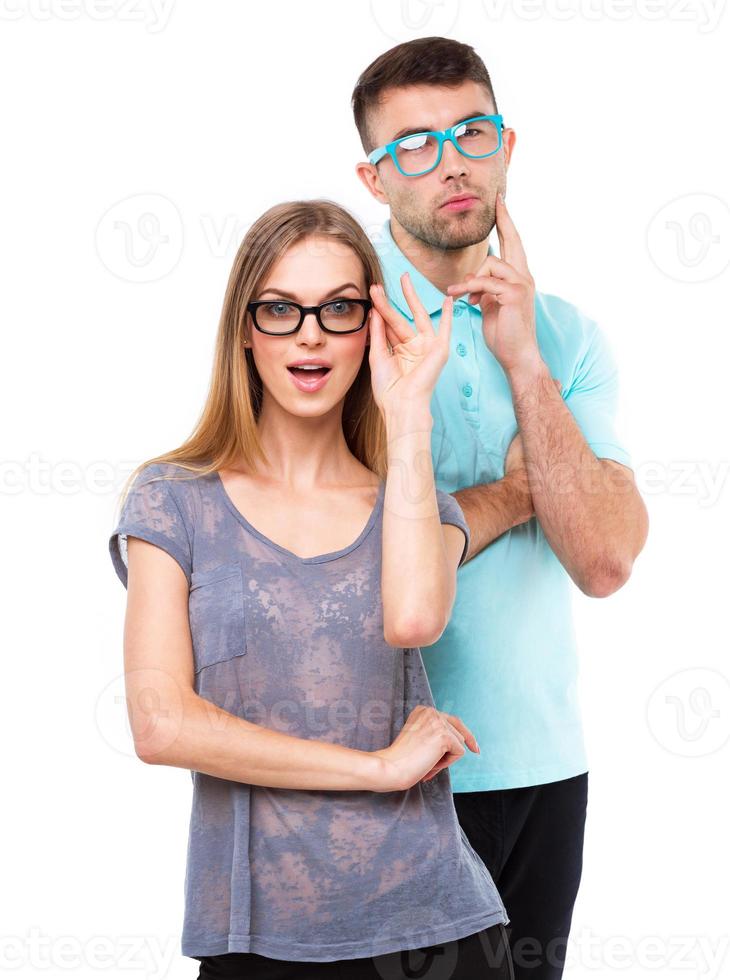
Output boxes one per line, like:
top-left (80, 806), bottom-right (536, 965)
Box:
top-left (2, 1), bottom-right (729, 977)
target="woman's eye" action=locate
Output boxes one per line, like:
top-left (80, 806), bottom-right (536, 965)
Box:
top-left (329, 301), bottom-right (352, 315)
top-left (266, 302), bottom-right (292, 316)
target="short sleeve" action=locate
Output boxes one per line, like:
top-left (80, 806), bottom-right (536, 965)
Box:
top-left (108, 462), bottom-right (193, 589)
top-left (563, 322), bottom-right (633, 469)
top-left (435, 488), bottom-right (470, 568)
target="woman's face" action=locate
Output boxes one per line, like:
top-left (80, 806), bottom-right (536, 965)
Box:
top-left (245, 235), bottom-right (372, 420)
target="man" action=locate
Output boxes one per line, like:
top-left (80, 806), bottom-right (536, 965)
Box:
top-left (351, 36), bottom-right (649, 980)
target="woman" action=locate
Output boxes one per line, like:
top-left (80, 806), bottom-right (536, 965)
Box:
top-left (108, 200), bottom-right (512, 979)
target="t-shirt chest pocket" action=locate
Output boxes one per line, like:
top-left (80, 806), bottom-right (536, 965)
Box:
top-left (188, 560), bottom-right (247, 672)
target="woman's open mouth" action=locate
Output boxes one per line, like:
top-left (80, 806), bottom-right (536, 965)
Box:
top-left (286, 365), bottom-right (332, 392)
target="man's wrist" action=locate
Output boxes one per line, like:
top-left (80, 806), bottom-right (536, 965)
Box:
top-left (506, 354), bottom-right (551, 396)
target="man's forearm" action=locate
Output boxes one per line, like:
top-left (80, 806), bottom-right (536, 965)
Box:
top-left (508, 360), bottom-right (648, 596)
top-left (453, 470), bottom-right (533, 562)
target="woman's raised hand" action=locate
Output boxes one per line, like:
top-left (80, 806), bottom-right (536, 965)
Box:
top-left (367, 272), bottom-right (453, 418)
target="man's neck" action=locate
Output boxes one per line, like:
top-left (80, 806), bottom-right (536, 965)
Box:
top-left (389, 216), bottom-right (492, 297)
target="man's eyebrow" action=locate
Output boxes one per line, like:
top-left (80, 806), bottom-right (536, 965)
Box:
top-left (389, 110), bottom-right (490, 143)
top-left (257, 282), bottom-right (362, 301)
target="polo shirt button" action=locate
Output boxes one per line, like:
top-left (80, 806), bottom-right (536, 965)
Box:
top-left (462, 384), bottom-right (473, 397)
top-left (454, 303), bottom-right (465, 317)
top-left (456, 343), bottom-right (467, 357)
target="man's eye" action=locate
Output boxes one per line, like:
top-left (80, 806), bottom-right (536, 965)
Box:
top-left (399, 134), bottom-right (429, 152)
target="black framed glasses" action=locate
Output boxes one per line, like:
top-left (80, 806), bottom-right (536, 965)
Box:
top-left (247, 298), bottom-right (372, 336)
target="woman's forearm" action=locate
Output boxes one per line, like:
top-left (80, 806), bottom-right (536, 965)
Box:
top-left (140, 690), bottom-right (386, 792)
top-left (381, 399), bottom-right (454, 647)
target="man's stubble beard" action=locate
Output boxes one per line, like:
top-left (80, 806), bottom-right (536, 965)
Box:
top-left (392, 191), bottom-right (496, 255)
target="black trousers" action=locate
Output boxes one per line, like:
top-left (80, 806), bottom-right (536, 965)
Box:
top-left (453, 772), bottom-right (589, 980)
top-left (196, 922), bottom-right (513, 979)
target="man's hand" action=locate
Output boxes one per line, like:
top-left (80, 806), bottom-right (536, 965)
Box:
top-left (446, 191), bottom-right (544, 379)
top-left (504, 430), bottom-right (525, 474)
top-left (503, 431), bottom-right (531, 525)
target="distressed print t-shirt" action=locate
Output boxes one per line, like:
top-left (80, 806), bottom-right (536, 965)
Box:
top-left (108, 461), bottom-right (507, 962)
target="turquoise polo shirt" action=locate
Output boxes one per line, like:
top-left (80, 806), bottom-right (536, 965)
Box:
top-left (372, 218), bottom-right (633, 792)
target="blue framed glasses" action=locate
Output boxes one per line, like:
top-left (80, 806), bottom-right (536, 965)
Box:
top-left (368, 114), bottom-right (504, 177)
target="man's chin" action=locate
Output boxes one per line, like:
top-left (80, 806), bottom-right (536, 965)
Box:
top-left (433, 220), bottom-right (492, 250)
top-left (394, 205), bottom-right (492, 250)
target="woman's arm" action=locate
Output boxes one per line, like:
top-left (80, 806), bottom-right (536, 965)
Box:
top-left (368, 275), bottom-right (465, 649)
top-left (381, 403), bottom-right (463, 647)
top-left (123, 537), bottom-right (386, 789)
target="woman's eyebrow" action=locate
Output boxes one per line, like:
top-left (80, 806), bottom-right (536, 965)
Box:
top-left (258, 282), bottom-right (361, 301)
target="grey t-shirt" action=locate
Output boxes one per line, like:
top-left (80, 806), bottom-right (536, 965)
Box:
top-left (108, 461), bottom-right (507, 962)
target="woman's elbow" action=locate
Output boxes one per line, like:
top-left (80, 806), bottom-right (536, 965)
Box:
top-left (131, 699), bottom-right (188, 766)
top-left (134, 723), bottom-right (175, 765)
top-left (385, 612), bottom-right (448, 649)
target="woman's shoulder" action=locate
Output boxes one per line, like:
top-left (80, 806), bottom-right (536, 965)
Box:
top-left (128, 459), bottom-right (212, 527)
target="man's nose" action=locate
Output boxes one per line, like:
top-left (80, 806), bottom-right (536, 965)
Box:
top-left (439, 138), bottom-right (470, 178)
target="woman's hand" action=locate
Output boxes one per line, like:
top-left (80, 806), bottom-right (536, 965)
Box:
top-left (367, 272), bottom-right (453, 419)
top-left (370, 704), bottom-right (480, 793)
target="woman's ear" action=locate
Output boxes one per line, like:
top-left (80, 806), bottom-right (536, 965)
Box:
top-left (243, 310), bottom-right (254, 346)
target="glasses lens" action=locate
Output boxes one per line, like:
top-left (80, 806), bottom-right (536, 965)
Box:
top-left (454, 117), bottom-right (500, 157)
top-left (320, 300), bottom-right (366, 332)
top-left (254, 301), bottom-right (301, 333)
top-left (395, 132), bottom-right (440, 175)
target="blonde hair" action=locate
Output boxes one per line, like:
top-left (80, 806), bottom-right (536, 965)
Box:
top-left (115, 199), bottom-right (389, 509)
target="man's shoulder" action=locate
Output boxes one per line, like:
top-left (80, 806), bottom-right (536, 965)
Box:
top-left (534, 287), bottom-right (603, 369)
top-left (535, 288), bottom-right (598, 339)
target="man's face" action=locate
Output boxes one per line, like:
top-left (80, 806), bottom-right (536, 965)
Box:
top-left (359, 80), bottom-right (515, 252)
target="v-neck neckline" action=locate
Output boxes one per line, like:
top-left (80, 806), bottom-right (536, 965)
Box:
top-left (212, 471), bottom-right (385, 564)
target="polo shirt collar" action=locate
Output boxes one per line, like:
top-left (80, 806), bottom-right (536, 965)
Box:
top-left (377, 217), bottom-right (494, 320)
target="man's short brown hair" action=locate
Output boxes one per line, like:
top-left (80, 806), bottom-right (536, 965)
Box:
top-left (351, 36), bottom-right (499, 155)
